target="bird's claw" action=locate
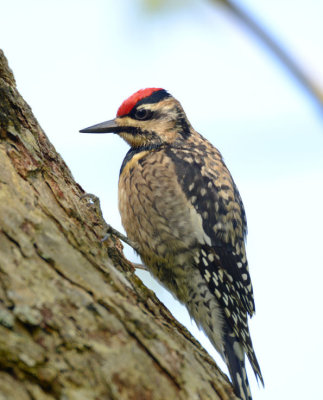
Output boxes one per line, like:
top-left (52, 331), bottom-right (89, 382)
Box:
top-left (80, 192), bottom-right (100, 205)
top-left (103, 223), bottom-right (139, 252)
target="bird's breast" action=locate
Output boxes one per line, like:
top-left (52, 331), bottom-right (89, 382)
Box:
top-left (118, 148), bottom-right (211, 272)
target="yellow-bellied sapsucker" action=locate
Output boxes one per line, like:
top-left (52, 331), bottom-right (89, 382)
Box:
top-left (80, 88), bottom-right (264, 400)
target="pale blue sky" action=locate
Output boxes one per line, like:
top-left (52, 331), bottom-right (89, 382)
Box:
top-left (1, 1), bottom-right (323, 399)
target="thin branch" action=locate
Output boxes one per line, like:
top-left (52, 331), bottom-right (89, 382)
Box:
top-left (214, 0), bottom-right (323, 112)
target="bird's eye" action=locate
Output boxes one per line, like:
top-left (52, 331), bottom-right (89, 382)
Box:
top-left (134, 108), bottom-right (151, 120)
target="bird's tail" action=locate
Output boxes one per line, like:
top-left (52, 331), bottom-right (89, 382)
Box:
top-left (224, 332), bottom-right (252, 400)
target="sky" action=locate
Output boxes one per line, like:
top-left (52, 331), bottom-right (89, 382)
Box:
top-left (1, 1), bottom-right (323, 399)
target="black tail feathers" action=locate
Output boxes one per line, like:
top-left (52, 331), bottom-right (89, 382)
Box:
top-left (224, 333), bottom-right (252, 400)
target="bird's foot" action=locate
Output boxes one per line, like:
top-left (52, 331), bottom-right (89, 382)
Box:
top-left (101, 224), bottom-right (134, 248)
top-left (131, 263), bottom-right (148, 271)
top-left (80, 192), bottom-right (104, 218)
top-left (81, 193), bottom-right (146, 269)
top-left (103, 225), bottom-right (147, 270)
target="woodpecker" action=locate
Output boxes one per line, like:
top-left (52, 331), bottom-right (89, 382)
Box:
top-left (80, 88), bottom-right (264, 400)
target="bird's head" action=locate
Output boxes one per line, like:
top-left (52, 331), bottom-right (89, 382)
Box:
top-left (80, 88), bottom-right (192, 148)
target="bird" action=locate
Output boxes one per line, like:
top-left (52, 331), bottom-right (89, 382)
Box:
top-left (80, 88), bottom-right (264, 400)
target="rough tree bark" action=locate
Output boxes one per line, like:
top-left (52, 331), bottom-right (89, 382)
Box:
top-left (0, 50), bottom-right (238, 400)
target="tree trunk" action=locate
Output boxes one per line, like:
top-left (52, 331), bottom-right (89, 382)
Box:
top-left (0, 49), bottom-right (237, 400)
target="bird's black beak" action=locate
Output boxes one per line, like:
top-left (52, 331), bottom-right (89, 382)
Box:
top-left (79, 119), bottom-right (118, 134)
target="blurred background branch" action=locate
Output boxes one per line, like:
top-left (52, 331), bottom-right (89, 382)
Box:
top-left (141, 0), bottom-right (323, 113)
top-left (215, 0), bottom-right (323, 112)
